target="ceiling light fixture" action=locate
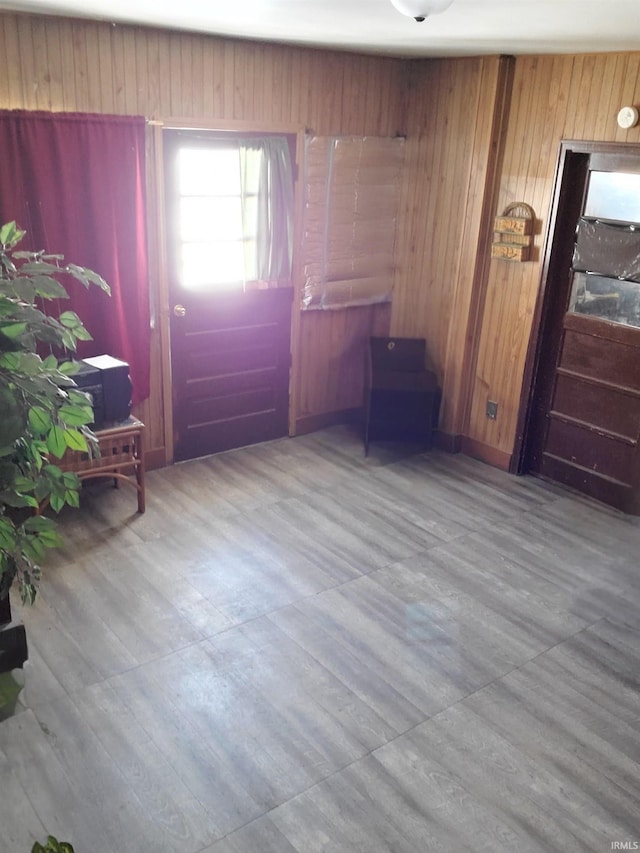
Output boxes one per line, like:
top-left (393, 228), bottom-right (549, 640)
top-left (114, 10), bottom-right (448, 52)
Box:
top-left (389, 0), bottom-right (454, 22)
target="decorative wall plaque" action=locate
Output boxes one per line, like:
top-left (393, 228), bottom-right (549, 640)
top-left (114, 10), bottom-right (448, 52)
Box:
top-left (491, 202), bottom-right (535, 262)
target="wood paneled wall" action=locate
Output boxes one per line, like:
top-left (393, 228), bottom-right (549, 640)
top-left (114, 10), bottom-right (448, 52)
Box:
top-left (295, 303), bottom-right (391, 434)
top-left (391, 55), bottom-right (512, 449)
top-left (0, 12), bottom-right (406, 461)
top-left (393, 50), bottom-right (640, 469)
top-left (468, 52), bottom-right (640, 465)
top-left (5, 10), bottom-right (640, 472)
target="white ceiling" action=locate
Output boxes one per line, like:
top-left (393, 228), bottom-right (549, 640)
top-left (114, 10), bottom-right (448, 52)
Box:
top-left (1, 0), bottom-right (639, 59)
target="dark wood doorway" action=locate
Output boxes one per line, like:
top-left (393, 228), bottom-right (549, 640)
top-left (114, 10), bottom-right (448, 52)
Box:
top-left (519, 141), bottom-right (640, 514)
top-left (164, 130), bottom-right (294, 462)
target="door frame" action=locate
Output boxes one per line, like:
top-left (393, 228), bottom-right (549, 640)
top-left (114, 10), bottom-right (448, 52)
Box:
top-left (153, 118), bottom-right (305, 465)
top-left (513, 139), bottom-right (640, 475)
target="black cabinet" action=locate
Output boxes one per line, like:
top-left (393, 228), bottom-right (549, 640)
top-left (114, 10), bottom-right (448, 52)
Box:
top-left (364, 336), bottom-right (440, 455)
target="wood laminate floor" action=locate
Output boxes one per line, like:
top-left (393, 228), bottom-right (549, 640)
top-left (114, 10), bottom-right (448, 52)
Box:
top-left (2, 426), bottom-right (640, 852)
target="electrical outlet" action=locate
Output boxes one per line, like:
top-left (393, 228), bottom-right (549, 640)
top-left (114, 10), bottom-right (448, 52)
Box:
top-left (486, 400), bottom-right (498, 420)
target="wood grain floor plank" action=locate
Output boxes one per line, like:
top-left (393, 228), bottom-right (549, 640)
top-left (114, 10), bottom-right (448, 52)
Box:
top-left (270, 750), bottom-right (532, 853)
top-left (271, 602), bottom-right (428, 735)
top-left (26, 694), bottom-right (204, 853)
top-left (0, 709), bottom-right (117, 851)
top-left (102, 659), bottom-right (266, 839)
top-left (200, 815), bottom-right (300, 853)
top-left (384, 707), bottom-right (599, 852)
top-left (1, 425), bottom-right (639, 852)
top-left (0, 745), bottom-right (47, 852)
top-left (70, 681), bottom-right (221, 851)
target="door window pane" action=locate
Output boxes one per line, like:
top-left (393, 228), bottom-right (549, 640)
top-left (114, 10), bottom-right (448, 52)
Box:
top-left (177, 147), bottom-right (240, 196)
top-left (172, 145), bottom-right (263, 289)
top-left (181, 242), bottom-right (245, 289)
top-left (179, 197), bottom-right (243, 242)
top-left (569, 271), bottom-right (640, 326)
top-left (585, 171), bottom-right (640, 223)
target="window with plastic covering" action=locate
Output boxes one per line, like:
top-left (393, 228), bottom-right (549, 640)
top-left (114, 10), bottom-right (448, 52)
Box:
top-left (301, 135), bottom-right (405, 310)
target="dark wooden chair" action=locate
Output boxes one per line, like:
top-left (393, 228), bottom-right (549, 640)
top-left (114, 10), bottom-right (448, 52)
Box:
top-left (364, 336), bottom-right (440, 455)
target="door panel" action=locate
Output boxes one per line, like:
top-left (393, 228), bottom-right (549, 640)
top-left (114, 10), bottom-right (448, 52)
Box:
top-left (524, 146), bottom-right (640, 513)
top-left (171, 288), bottom-right (292, 462)
top-left (553, 373), bottom-right (640, 439)
top-left (560, 318), bottom-right (640, 389)
top-left (543, 418), bottom-right (635, 484)
top-left (541, 312), bottom-right (640, 506)
top-left (539, 452), bottom-right (634, 512)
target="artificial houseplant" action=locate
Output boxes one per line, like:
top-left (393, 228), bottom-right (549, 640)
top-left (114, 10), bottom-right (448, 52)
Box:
top-left (0, 220), bottom-right (109, 673)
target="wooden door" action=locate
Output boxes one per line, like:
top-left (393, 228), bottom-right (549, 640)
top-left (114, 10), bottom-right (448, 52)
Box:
top-left (165, 131), bottom-right (294, 462)
top-left (523, 146), bottom-right (640, 513)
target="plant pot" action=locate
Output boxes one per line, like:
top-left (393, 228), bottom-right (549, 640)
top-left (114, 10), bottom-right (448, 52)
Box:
top-left (0, 594), bottom-right (10, 626)
top-left (0, 595), bottom-right (28, 675)
top-left (0, 596), bottom-right (28, 721)
top-left (0, 667), bottom-right (25, 721)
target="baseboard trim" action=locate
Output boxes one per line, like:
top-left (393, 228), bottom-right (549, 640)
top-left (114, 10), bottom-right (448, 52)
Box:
top-left (295, 407), bottom-right (362, 436)
top-left (461, 436), bottom-right (511, 471)
top-left (144, 447), bottom-right (167, 470)
top-left (434, 431), bottom-right (463, 454)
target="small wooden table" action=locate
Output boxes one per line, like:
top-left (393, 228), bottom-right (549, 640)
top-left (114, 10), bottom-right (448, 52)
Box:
top-left (57, 416), bottom-right (146, 513)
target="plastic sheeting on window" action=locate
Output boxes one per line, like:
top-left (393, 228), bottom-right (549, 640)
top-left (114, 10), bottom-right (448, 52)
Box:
top-left (301, 135), bottom-right (405, 310)
top-left (572, 217), bottom-right (640, 283)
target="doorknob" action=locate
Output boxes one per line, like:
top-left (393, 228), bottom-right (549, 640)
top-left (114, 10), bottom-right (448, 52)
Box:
top-left (173, 304), bottom-right (186, 317)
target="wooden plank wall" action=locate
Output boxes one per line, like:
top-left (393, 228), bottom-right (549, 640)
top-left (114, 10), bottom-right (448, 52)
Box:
top-left (392, 51), bottom-right (640, 470)
top-left (390, 55), bottom-right (512, 453)
top-left (0, 12), bottom-right (406, 462)
top-left (468, 52), bottom-right (640, 466)
top-left (5, 12), bottom-right (640, 473)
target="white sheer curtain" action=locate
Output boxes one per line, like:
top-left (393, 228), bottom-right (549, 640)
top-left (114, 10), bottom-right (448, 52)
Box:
top-left (239, 135), bottom-right (294, 288)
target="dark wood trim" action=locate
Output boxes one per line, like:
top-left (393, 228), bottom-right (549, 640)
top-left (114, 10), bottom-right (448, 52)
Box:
top-left (434, 430), bottom-right (463, 454)
top-left (548, 410), bottom-right (638, 446)
top-left (295, 407), bottom-right (362, 436)
top-left (449, 55), bottom-right (515, 436)
top-left (513, 139), bottom-right (640, 474)
top-left (589, 152), bottom-right (640, 173)
top-left (541, 453), bottom-right (633, 513)
top-left (511, 141), bottom-right (588, 473)
top-left (564, 310), bottom-right (640, 344)
top-left (461, 436), bottom-right (511, 471)
top-left (556, 366), bottom-right (640, 400)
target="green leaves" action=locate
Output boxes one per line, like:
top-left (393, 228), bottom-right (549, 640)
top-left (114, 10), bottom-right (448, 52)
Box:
top-left (40, 465), bottom-right (83, 515)
top-left (24, 516), bottom-right (63, 548)
top-left (0, 220), bottom-right (26, 249)
top-left (32, 835), bottom-right (75, 853)
top-left (0, 517), bottom-right (16, 550)
top-left (28, 406), bottom-right (52, 435)
top-left (58, 360), bottom-right (80, 376)
top-left (59, 403), bottom-right (93, 427)
top-left (0, 221), bottom-right (110, 604)
top-left (0, 351), bottom-right (43, 375)
top-left (67, 262), bottom-right (111, 295)
top-left (0, 321), bottom-right (27, 339)
top-left (29, 274), bottom-right (71, 300)
top-left (46, 425), bottom-right (67, 459)
top-left (63, 429), bottom-right (88, 452)
top-left (59, 310), bottom-right (84, 329)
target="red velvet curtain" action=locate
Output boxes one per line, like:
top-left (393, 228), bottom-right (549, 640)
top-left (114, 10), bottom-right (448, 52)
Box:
top-left (0, 110), bottom-right (150, 404)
